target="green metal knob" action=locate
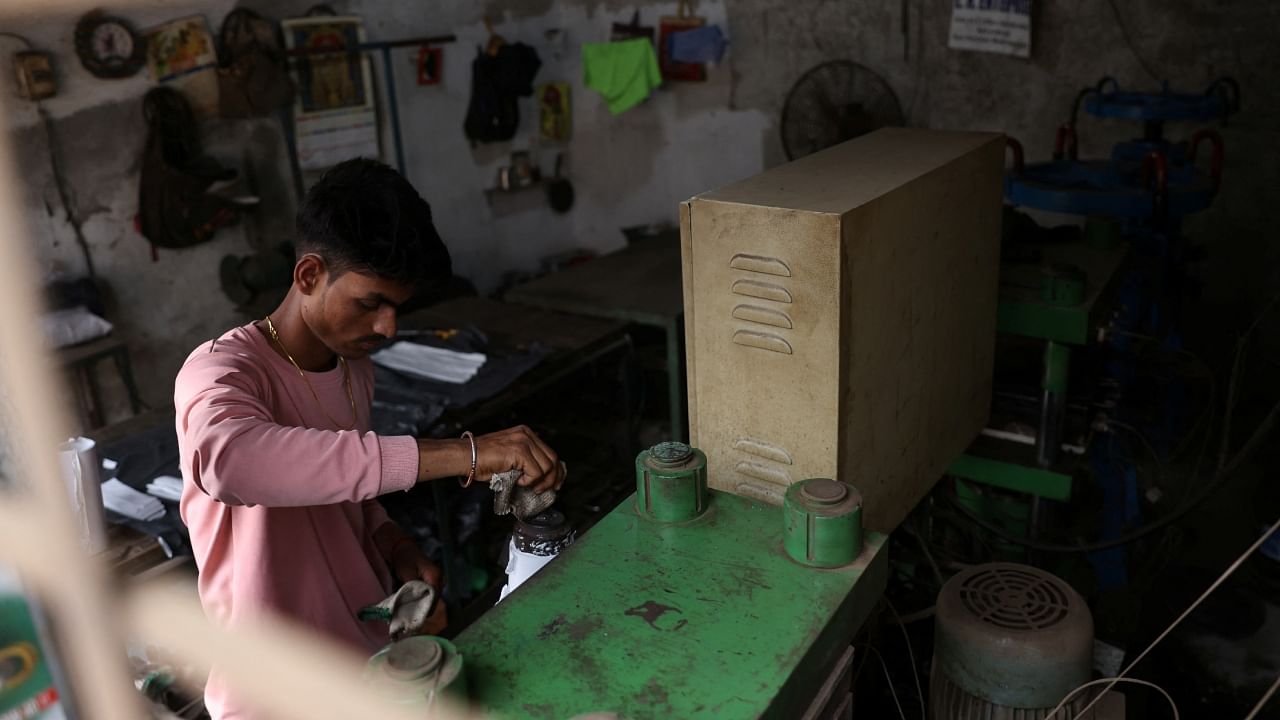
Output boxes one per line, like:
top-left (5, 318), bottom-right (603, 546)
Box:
top-left (783, 479), bottom-right (863, 568)
top-left (636, 441), bottom-right (708, 522)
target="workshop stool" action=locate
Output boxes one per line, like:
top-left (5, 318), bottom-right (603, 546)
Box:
top-left (59, 335), bottom-right (145, 429)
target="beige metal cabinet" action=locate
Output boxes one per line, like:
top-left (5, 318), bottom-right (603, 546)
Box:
top-left (680, 128), bottom-right (1004, 532)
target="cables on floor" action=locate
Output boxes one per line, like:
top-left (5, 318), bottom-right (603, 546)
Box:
top-left (1217, 290), bottom-right (1280, 473)
top-left (1243, 672), bottom-right (1280, 720)
top-left (1045, 677), bottom-right (1179, 719)
top-left (884, 598), bottom-right (926, 719)
top-left (902, 518), bottom-right (944, 588)
top-left (1049, 514), bottom-right (1280, 719)
top-left (855, 644), bottom-right (908, 720)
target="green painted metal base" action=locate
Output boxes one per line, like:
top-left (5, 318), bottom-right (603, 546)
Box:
top-left (996, 241), bottom-right (1128, 344)
top-left (949, 453), bottom-right (1073, 501)
top-left (954, 479), bottom-right (1033, 561)
top-left (455, 490), bottom-right (889, 718)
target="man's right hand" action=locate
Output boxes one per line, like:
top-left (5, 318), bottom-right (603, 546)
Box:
top-left (472, 425), bottom-right (565, 493)
top-left (415, 425), bottom-right (566, 492)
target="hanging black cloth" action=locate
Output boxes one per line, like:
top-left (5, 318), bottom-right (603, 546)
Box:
top-left (463, 42), bottom-right (541, 145)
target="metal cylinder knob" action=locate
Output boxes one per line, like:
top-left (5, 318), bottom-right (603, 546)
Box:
top-left (501, 509), bottom-right (576, 602)
top-left (635, 441), bottom-right (708, 522)
top-left (513, 508), bottom-right (574, 556)
top-left (366, 636), bottom-right (465, 704)
top-left (783, 478), bottom-right (863, 568)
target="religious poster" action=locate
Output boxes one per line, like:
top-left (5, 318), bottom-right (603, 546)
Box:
top-left (281, 16), bottom-right (379, 171)
top-left (281, 16), bottom-right (375, 117)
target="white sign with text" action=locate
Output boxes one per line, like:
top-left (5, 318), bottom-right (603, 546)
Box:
top-left (949, 0), bottom-right (1032, 58)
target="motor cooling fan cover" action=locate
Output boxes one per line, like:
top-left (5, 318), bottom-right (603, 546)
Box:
top-left (930, 563), bottom-right (1094, 719)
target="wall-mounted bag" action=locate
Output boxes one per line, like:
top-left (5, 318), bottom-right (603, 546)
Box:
top-left (138, 87), bottom-right (241, 256)
top-left (216, 8), bottom-right (295, 118)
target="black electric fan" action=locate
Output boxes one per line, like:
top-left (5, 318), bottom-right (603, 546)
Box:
top-left (780, 60), bottom-right (904, 161)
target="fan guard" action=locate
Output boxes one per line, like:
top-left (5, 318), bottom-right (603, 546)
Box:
top-left (780, 60), bottom-right (904, 161)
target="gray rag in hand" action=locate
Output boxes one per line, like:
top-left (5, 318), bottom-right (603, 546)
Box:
top-left (373, 580), bottom-right (437, 641)
top-left (490, 464), bottom-right (561, 519)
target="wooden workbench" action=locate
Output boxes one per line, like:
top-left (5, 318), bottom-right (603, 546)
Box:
top-left (503, 239), bottom-right (686, 439)
top-left (88, 409), bottom-right (192, 583)
top-left (397, 296), bottom-right (631, 438)
top-left (401, 295), bottom-right (628, 356)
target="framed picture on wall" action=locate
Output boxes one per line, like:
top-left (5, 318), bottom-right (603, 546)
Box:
top-left (281, 15), bottom-right (375, 119)
top-left (145, 15), bottom-right (217, 82)
top-left (144, 15), bottom-right (220, 116)
top-left (281, 15), bottom-right (380, 172)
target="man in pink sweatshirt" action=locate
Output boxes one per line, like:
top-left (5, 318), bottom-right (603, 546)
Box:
top-left (174, 158), bottom-right (565, 719)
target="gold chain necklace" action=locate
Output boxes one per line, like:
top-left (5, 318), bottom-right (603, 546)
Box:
top-left (264, 315), bottom-right (357, 431)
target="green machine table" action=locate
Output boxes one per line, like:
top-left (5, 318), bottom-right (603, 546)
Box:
top-left (949, 237), bottom-right (1128, 504)
top-left (993, 239), bottom-right (1129, 345)
top-left (454, 491), bottom-right (889, 718)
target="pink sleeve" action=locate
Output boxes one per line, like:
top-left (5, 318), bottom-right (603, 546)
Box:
top-left (175, 350), bottom-right (419, 508)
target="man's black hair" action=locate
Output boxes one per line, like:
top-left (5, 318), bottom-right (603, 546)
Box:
top-left (296, 158), bottom-right (452, 287)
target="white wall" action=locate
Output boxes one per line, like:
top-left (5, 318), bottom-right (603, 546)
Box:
top-left (2, 0), bottom-right (768, 420)
top-left (12, 0), bottom-right (1274, 422)
top-left (364, 0), bottom-right (767, 291)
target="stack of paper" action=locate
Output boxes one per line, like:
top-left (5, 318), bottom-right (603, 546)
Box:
top-left (146, 475), bottom-right (184, 502)
top-left (372, 342), bottom-right (486, 384)
top-left (101, 479), bottom-right (165, 521)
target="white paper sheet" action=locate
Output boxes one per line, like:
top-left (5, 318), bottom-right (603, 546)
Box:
top-left (372, 342), bottom-right (487, 384)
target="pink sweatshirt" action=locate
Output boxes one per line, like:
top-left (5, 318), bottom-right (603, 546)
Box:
top-left (175, 323), bottom-right (420, 719)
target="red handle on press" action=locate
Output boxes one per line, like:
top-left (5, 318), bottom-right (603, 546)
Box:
top-left (1053, 125), bottom-right (1078, 161)
top-left (1188, 129), bottom-right (1224, 194)
top-left (1005, 137), bottom-right (1025, 174)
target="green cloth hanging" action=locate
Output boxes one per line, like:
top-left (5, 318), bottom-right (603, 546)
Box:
top-left (582, 38), bottom-right (661, 115)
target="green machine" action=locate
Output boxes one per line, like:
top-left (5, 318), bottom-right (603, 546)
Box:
top-left (448, 128), bottom-right (1004, 715)
top-left (453, 444), bottom-right (887, 718)
top-left (948, 217), bottom-right (1128, 523)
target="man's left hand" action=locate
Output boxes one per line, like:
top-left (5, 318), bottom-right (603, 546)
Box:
top-left (391, 541), bottom-right (447, 635)
top-left (392, 541), bottom-right (442, 588)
